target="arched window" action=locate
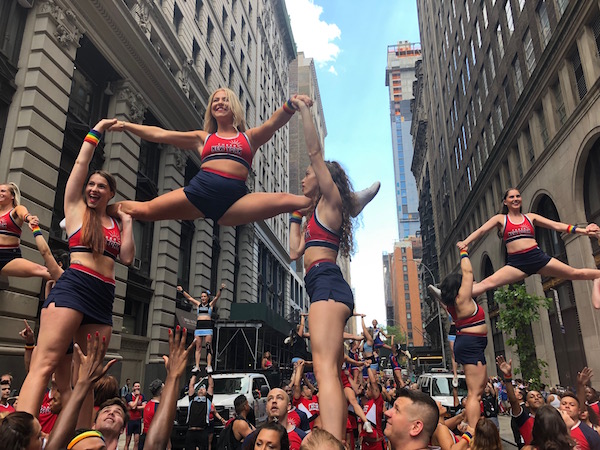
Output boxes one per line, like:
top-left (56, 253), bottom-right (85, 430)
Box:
top-left (584, 138), bottom-right (600, 261)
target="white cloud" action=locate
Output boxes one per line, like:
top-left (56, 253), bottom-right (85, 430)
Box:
top-left (285, 0), bottom-right (341, 66)
top-left (328, 65), bottom-right (338, 76)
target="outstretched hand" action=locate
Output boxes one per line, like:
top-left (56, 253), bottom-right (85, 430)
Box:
top-left (495, 355), bottom-right (512, 378)
top-left (93, 118), bottom-right (118, 133)
top-left (74, 332), bottom-right (117, 385)
top-left (162, 326), bottom-right (194, 378)
top-left (577, 367), bottom-right (593, 386)
top-left (585, 223), bottom-right (600, 235)
top-left (19, 319), bottom-right (35, 345)
top-left (456, 241), bottom-right (468, 251)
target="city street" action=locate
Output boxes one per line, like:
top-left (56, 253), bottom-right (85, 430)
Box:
top-left (498, 415), bottom-right (518, 450)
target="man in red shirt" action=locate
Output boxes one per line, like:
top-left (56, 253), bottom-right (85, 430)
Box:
top-left (361, 368), bottom-right (384, 450)
top-left (0, 379), bottom-right (15, 419)
top-left (125, 381), bottom-right (146, 450)
top-left (292, 364), bottom-right (319, 428)
top-left (561, 393), bottom-right (600, 450)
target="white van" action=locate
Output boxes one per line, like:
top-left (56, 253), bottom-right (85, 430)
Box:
top-left (416, 373), bottom-right (468, 409)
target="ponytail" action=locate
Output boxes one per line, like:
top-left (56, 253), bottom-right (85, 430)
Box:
top-left (7, 182), bottom-right (20, 207)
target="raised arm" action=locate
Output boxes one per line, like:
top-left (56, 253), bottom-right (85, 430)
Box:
top-left (28, 223), bottom-right (62, 281)
top-left (292, 99), bottom-right (340, 211)
top-left (292, 361), bottom-right (304, 400)
top-left (12, 205), bottom-right (39, 227)
top-left (45, 333), bottom-right (116, 450)
top-left (303, 372), bottom-right (316, 393)
top-left (207, 373), bottom-right (214, 397)
top-left (109, 120), bottom-right (207, 151)
top-left (177, 286), bottom-right (201, 307)
top-left (116, 206), bottom-right (135, 266)
top-left (19, 320), bottom-right (35, 373)
top-left (297, 314), bottom-right (307, 338)
top-left (456, 214), bottom-right (504, 250)
top-left (577, 367), bottom-right (593, 413)
top-left (456, 254), bottom-right (474, 307)
top-left (289, 210), bottom-right (306, 261)
top-left (529, 213), bottom-right (599, 237)
top-left (246, 95), bottom-right (312, 152)
top-left (496, 356), bottom-right (522, 416)
top-left (209, 283), bottom-right (226, 308)
top-left (360, 316), bottom-right (374, 343)
top-left (143, 326), bottom-right (194, 450)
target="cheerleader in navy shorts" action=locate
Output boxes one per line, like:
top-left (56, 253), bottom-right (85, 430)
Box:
top-left (438, 250), bottom-right (488, 430)
top-left (431, 188), bottom-right (600, 302)
top-left (288, 98), bottom-right (357, 441)
top-left (17, 119), bottom-right (135, 416)
top-left (0, 182), bottom-right (50, 280)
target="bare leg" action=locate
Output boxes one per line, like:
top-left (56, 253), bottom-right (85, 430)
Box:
top-left (449, 339), bottom-right (458, 381)
top-left (206, 335), bottom-right (213, 369)
top-left (344, 386), bottom-right (369, 425)
top-left (195, 336), bottom-right (203, 369)
top-left (17, 304), bottom-right (82, 415)
top-left (309, 301), bottom-right (351, 441)
top-left (125, 433), bottom-right (132, 450)
top-left (471, 265), bottom-right (528, 297)
top-left (2, 258), bottom-right (51, 280)
top-left (218, 192), bottom-right (311, 226)
top-left (350, 182), bottom-right (380, 218)
top-left (593, 279), bottom-right (600, 309)
top-left (538, 257), bottom-right (600, 280)
top-left (108, 189), bottom-right (203, 222)
top-left (463, 362), bottom-right (487, 429)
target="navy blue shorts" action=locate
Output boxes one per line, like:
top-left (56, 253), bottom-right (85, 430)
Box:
top-left (507, 246), bottom-right (551, 275)
top-left (454, 334), bottom-right (487, 366)
top-left (183, 169), bottom-right (248, 221)
top-left (43, 265), bottom-right (115, 326)
top-left (304, 261), bottom-right (354, 311)
top-left (127, 418), bottom-right (142, 436)
top-left (0, 247), bottom-right (21, 272)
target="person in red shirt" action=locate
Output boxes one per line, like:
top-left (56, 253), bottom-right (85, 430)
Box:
top-left (360, 368), bottom-right (384, 450)
top-left (586, 386), bottom-right (600, 417)
top-left (292, 364), bottom-right (319, 428)
top-left (138, 379), bottom-right (163, 450)
top-left (38, 385), bottom-right (62, 434)
top-left (496, 355), bottom-right (545, 445)
top-left (125, 381), bottom-right (146, 450)
top-left (0, 380), bottom-right (15, 419)
top-left (560, 393), bottom-right (600, 450)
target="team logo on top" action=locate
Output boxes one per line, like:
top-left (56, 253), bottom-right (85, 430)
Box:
top-left (210, 140), bottom-right (243, 156)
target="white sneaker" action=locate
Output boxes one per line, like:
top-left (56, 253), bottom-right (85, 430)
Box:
top-left (351, 182), bottom-right (381, 218)
top-left (284, 336), bottom-right (292, 345)
top-left (206, 365), bottom-right (213, 374)
top-left (191, 366), bottom-right (199, 373)
top-left (427, 285), bottom-right (441, 300)
top-left (452, 377), bottom-right (459, 388)
top-left (363, 422), bottom-right (373, 433)
top-left (59, 218), bottom-right (66, 230)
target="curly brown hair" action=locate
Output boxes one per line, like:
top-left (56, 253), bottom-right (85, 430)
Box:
top-left (305, 161), bottom-right (355, 257)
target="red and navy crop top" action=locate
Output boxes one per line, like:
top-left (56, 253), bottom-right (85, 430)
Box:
top-left (447, 301), bottom-right (486, 334)
top-left (503, 214), bottom-right (535, 244)
top-left (304, 206), bottom-right (340, 252)
top-left (200, 132), bottom-right (253, 171)
top-left (68, 218), bottom-right (121, 260)
top-left (0, 209), bottom-right (21, 239)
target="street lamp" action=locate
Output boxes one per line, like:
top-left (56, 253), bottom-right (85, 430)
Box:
top-left (408, 259), bottom-right (447, 370)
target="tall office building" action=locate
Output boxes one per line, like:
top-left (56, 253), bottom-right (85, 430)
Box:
top-left (414, 0), bottom-right (600, 387)
top-left (385, 41), bottom-right (422, 239)
top-left (0, 0), bottom-right (303, 385)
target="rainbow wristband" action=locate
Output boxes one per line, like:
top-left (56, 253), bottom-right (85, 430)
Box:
top-left (31, 226), bottom-right (42, 238)
top-left (459, 249), bottom-right (469, 259)
top-left (283, 99), bottom-right (295, 115)
top-left (67, 431), bottom-right (105, 449)
top-left (24, 344), bottom-right (35, 350)
top-left (84, 129), bottom-right (102, 146)
top-left (567, 225), bottom-right (577, 234)
top-left (290, 210), bottom-right (303, 224)
top-left (461, 431), bottom-right (473, 444)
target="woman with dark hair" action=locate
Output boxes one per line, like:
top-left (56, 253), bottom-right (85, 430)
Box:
top-left (249, 421), bottom-right (289, 450)
top-left (522, 404), bottom-right (576, 450)
top-left (580, 406), bottom-right (600, 434)
top-left (470, 417), bottom-right (502, 450)
top-left (0, 411), bottom-right (43, 450)
top-left (430, 188), bottom-right (600, 302)
top-left (435, 250), bottom-right (487, 430)
top-left (17, 119), bottom-right (135, 416)
top-left (0, 182), bottom-right (50, 280)
top-left (178, 283), bottom-right (225, 373)
top-left (288, 98), bottom-right (357, 441)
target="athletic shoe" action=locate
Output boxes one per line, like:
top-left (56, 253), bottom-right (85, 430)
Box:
top-left (206, 365), bottom-right (213, 374)
top-left (284, 336), bottom-right (292, 345)
top-left (363, 422), bottom-right (373, 433)
top-left (351, 182), bottom-right (381, 218)
top-left (427, 285), bottom-right (442, 300)
top-left (191, 366), bottom-right (199, 373)
top-left (452, 377), bottom-right (459, 388)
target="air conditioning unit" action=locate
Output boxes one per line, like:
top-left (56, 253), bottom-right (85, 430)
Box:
top-left (132, 258), bottom-right (141, 270)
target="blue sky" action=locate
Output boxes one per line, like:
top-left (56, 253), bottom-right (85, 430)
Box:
top-left (285, 1), bottom-right (422, 328)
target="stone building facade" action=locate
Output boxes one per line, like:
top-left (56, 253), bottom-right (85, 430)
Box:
top-left (414, 0), bottom-right (600, 387)
top-left (0, 0), bottom-right (307, 387)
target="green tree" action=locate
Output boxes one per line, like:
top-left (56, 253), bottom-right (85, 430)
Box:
top-left (494, 284), bottom-right (552, 390)
top-left (384, 325), bottom-right (406, 347)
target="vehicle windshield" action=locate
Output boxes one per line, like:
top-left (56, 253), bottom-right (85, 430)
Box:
top-left (200, 377), bottom-right (248, 395)
top-left (432, 378), bottom-right (468, 397)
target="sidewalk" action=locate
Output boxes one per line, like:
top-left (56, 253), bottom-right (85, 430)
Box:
top-left (498, 414), bottom-right (517, 447)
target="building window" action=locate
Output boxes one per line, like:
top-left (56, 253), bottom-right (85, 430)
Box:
top-left (513, 56), bottom-right (524, 95)
top-left (476, 20), bottom-right (482, 48)
top-left (467, 166), bottom-right (473, 190)
top-left (525, 127), bottom-right (535, 162)
top-left (207, 17), bottom-right (214, 44)
top-left (475, 84), bottom-right (482, 111)
top-left (488, 115), bottom-right (496, 147)
top-left (406, 302), bottom-right (411, 311)
top-left (539, 110), bottom-right (549, 147)
top-left (173, 3), bottom-right (183, 34)
top-left (505, 0), bottom-right (514, 35)
top-left (195, 0), bottom-right (203, 21)
top-left (482, 130), bottom-right (490, 158)
top-left (497, 23), bottom-right (505, 59)
top-left (495, 99), bottom-right (504, 129)
top-left (524, 29), bottom-right (536, 77)
top-left (482, 0), bottom-right (488, 28)
top-left (593, 14), bottom-right (600, 62)
top-left (518, 0), bottom-right (525, 11)
top-left (222, 5), bottom-right (228, 26)
top-left (482, 67), bottom-right (489, 97)
top-left (488, 48), bottom-right (496, 79)
top-left (571, 47), bottom-right (587, 100)
top-left (461, 71), bottom-right (466, 95)
top-left (556, 0), bottom-right (568, 16)
top-left (460, 17), bottom-right (465, 40)
top-left (538, 1), bottom-right (551, 48)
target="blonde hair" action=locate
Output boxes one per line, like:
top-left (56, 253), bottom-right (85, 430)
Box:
top-left (4, 182), bottom-right (21, 207)
top-left (299, 428), bottom-right (344, 450)
top-left (204, 87), bottom-right (247, 134)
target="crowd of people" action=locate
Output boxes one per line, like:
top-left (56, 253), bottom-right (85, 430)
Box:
top-left (1, 85), bottom-right (600, 450)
